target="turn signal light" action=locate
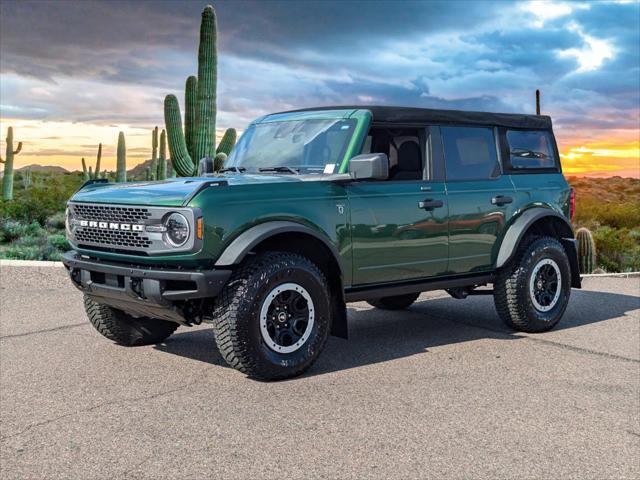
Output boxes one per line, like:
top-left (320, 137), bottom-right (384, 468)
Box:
top-left (196, 217), bottom-right (203, 239)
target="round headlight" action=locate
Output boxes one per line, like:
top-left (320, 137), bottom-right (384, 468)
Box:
top-left (165, 213), bottom-right (190, 247)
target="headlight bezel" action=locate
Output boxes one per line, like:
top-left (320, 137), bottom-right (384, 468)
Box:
top-left (164, 212), bottom-right (191, 248)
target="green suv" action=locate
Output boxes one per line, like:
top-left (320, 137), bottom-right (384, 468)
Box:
top-left (63, 106), bottom-right (581, 380)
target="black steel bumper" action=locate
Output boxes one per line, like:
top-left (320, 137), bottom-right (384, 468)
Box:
top-left (62, 251), bottom-right (232, 324)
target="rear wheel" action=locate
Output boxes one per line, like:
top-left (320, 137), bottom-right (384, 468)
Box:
top-left (494, 236), bottom-right (571, 333)
top-left (84, 296), bottom-right (178, 346)
top-left (367, 292), bottom-right (420, 310)
top-left (212, 252), bottom-right (331, 380)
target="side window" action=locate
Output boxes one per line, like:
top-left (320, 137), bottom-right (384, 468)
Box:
top-left (506, 130), bottom-right (557, 169)
top-left (441, 126), bottom-right (499, 181)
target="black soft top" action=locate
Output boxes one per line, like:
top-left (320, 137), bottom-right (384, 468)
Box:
top-left (280, 105), bottom-right (552, 130)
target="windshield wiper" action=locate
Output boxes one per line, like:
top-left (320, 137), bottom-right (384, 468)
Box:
top-left (259, 166), bottom-right (300, 175)
top-left (219, 166), bottom-right (246, 173)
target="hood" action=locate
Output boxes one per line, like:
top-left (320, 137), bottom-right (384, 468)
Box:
top-left (69, 174), bottom-right (330, 206)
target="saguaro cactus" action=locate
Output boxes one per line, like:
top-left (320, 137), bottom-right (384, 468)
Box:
top-left (80, 143), bottom-right (102, 181)
top-left (116, 131), bottom-right (127, 182)
top-left (150, 126), bottom-right (158, 181)
top-left (576, 227), bottom-right (596, 274)
top-left (0, 127), bottom-right (23, 201)
top-left (217, 128), bottom-right (237, 155)
top-left (157, 129), bottom-right (167, 180)
top-left (23, 167), bottom-right (32, 189)
top-left (165, 5), bottom-right (230, 177)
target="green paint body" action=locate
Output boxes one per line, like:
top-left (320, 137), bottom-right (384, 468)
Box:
top-left (1, 127), bottom-right (23, 201)
top-left (116, 132), bottom-right (127, 182)
top-left (576, 227), bottom-right (596, 273)
top-left (69, 108), bottom-right (572, 289)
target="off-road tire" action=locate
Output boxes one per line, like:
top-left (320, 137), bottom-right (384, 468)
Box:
top-left (494, 236), bottom-right (571, 333)
top-left (367, 293), bottom-right (420, 310)
top-left (211, 252), bottom-right (331, 381)
top-left (84, 295), bottom-right (178, 346)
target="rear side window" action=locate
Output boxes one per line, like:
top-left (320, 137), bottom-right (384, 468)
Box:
top-left (441, 126), bottom-right (499, 181)
top-left (506, 130), bottom-right (556, 169)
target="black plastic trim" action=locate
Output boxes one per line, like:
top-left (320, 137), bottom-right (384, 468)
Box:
top-left (62, 251), bottom-right (232, 324)
top-left (345, 273), bottom-right (494, 302)
top-left (214, 221), bottom-right (344, 274)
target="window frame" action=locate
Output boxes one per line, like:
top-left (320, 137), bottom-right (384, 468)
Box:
top-left (499, 127), bottom-right (562, 174)
top-left (438, 124), bottom-right (503, 183)
top-left (358, 122), bottom-right (437, 183)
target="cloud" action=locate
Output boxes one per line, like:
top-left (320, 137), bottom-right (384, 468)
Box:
top-left (0, 0), bottom-right (638, 177)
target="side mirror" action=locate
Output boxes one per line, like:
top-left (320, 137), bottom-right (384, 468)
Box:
top-left (348, 153), bottom-right (389, 180)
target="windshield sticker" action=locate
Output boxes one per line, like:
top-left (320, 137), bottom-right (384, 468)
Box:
top-left (324, 164), bottom-right (336, 174)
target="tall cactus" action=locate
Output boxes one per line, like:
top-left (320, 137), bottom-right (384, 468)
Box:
top-left (81, 157), bottom-right (89, 181)
top-left (185, 76), bottom-right (197, 159)
top-left (576, 227), bottom-right (596, 274)
top-left (116, 131), bottom-right (127, 182)
top-left (23, 167), bottom-right (32, 189)
top-left (150, 126), bottom-right (158, 181)
top-left (157, 129), bottom-right (167, 180)
top-left (165, 5), bottom-right (224, 177)
top-left (0, 127), bottom-right (23, 201)
top-left (80, 143), bottom-right (102, 181)
top-left (216, 128), bottom-right (236, 155)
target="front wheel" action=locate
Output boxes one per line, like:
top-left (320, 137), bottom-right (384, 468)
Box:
top-left (84, 296), bottom-right (178, 346)
top-left (494, 236), bottom-right (571, 333)
top-left (212, 252), bottom-right (331, 380)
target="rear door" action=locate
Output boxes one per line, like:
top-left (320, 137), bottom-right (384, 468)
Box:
top-left (439, 125), bottom-right (517, 274)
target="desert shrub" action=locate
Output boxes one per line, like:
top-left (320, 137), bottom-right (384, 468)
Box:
top-left (0, 220), bottom-right (46, 243)
top-left (46, 212), bottom-right (67, 230)
top-left (48, 233), bottom-right (70, 251)
top-left (13, 234), bottom-right (47, 249)
top-left (592, 226), bottom-right (640, 272)
top-left (0, 172), bottom-right (83, 224)
top-left (1, 245), bottom-right (43, 260)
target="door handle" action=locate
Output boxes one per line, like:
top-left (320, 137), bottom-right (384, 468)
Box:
top-left (491, 195), bottom-right (513, 206)
top-left (418, 199), bottom-right (444, 211)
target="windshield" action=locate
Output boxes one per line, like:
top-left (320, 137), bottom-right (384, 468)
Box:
top-left (225, 118), bottom-right (357, 174)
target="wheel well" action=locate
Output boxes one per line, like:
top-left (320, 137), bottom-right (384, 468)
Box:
top-left (250, 232), bottom-right (348, 338)
top-left (524, 215), bottom-right (574, 240)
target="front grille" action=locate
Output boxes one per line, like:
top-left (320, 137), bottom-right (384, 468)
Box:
top-left (71, 204), bottom-right (152, 223)
top-left (67, 201), bottom-right (197, 255)
top-left (75, 227), bottom-right (152, 249)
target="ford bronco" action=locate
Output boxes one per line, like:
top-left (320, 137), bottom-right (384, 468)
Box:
top-left (63, 106), bottom-right (581, 380)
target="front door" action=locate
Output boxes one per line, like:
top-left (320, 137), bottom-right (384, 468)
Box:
top-left (439, 125), bottom-right (516, 273)
top-left (348, 128), bottom-right (448, 285)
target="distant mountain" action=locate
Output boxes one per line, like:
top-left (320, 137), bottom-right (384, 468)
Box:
top-left (127, 158), bottom-right (173, 178)
top-left (17, 164), bottom-right (69, 173)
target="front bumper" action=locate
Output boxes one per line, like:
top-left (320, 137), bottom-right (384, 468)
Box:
top-left (62, 251), bottom-right (232, 324)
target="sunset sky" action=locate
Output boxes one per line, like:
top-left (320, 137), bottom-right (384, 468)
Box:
top-left (1, 0), bottom-right (638, 177)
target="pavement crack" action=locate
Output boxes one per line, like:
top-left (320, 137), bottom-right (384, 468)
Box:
top-left (424, 310), bottom-right (639, 364)
top-left (520, 336), bottom-right (639, 364)
top-left (1, 379), bottom-right (204, 441)
top-left (0, 322), bottom-right (88, 340)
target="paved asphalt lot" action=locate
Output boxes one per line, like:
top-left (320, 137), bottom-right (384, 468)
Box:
top-left (1, 264), bottom-right (638, 479)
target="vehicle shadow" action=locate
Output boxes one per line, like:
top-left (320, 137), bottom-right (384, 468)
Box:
top-left (154, 288), bottom-right (639, 378)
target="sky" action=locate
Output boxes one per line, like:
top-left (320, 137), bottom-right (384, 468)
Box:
top-left (0, 0), bottom-right (638, 177)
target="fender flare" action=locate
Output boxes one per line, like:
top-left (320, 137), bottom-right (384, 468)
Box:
top-left (214, 221), bottom-right (344, 275)
top-left (495, 207), bottom-right (574, 269)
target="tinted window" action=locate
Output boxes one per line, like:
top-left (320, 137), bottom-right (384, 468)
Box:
top-left (507, 130), bottom-right (556, 169)
top-left (442, 126), bottom-right (499, 181)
